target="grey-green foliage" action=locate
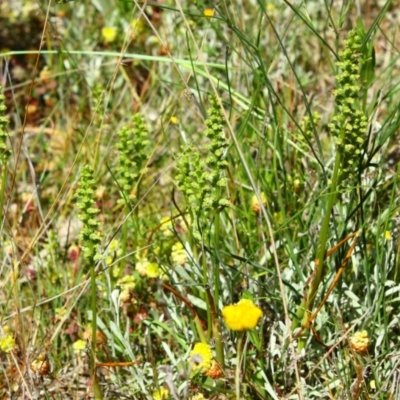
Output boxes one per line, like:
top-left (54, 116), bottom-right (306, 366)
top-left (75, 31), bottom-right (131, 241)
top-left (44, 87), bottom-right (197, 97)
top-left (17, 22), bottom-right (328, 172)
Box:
top-left (176, 97), bottom-right (229, 237)
top-left (116, 114), bottom-right (149, 201)
top-left (328, 29), bottom-right (368, 181)
top-left (75, 165), bottom-right (102, 259)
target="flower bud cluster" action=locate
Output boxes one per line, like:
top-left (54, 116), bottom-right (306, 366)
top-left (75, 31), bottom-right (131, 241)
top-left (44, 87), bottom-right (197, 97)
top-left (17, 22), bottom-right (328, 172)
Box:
top-left (75, 165), bottom-right (102, 259)
top-left (116, 114), bottom-right (149, 200)
top-left (328, 30), bottom-right (368, 180)
top-left (176, 97), bottom-right (229, 236)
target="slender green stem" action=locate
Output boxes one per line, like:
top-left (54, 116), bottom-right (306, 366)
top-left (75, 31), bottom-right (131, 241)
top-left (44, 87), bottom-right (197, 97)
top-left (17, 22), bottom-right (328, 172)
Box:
top-left (194, 315), bottom-right (207, 344)
top-left (235, 331), bottom-right (244, 400)
top-left (205, 278), bottom-right (224, 367)
top-left (0, 162), bottom-right (7, 227)
top-left (212, 213), bottom-right (225, 366)
top-left (121, 211), bottom-right (128, 273)
top-left (89, 247), bottom-right (103, 400)
top-left (89, 258), bottom-right (97, 375)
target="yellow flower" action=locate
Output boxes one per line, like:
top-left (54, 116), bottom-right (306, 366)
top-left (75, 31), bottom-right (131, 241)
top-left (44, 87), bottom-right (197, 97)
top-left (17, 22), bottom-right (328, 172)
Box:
top-left (55, 307), bottom-right (67, 321)
top-left (106, 239), bottom-right (122, 265)
top-left (170, 116), bottom-right (178, 125)
top-left (131, 18), bottom-right (144, 32)
top-left (350, 330), bottom-right (369, 353)
top-left (191, 394), bottom-right (207, 400)
top-left (273, 211), bottom-right (283, 225)
top-left (250, 192), bottom-right (267, 213)
top-left (102, 26), bottom-right (117, 43)
top-left (116, 275), bottom-right (136, 303)
top-left (152, 388), bottom-right (169, 400)
top-left (147, 262), bottom-right (162, 278)
top-left (189, 343), bottom-right (213, 373)
top-left (0, 334), bottom-right (15, 353)
top-left (136, 258), bottom-right (166, 279)
top-left (160, 216), bottom-right (174, 237)
top-left (222, 299), bottom-right (263, 331)
top-left (171, 242), bottom-right (187, 265)
top-left (203, 8), bottom-right (214, 17)
top-left (160, 215), bottom-right (189, 236)
top-left (72, 339), bottom-right (87, 354)
top-left (136, 258), bottom-right (151, 276)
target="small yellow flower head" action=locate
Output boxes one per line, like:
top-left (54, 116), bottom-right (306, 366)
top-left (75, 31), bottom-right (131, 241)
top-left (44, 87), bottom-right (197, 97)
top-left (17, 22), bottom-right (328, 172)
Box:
top-left (0, 334), bottom-right (15, 353)
top-left (136, 258), bottom-right (166, 279)
top-left (189, 343), bottom-right (213, 373)
top-left (106, 239), bottom-right (122, 265)
top-left (370, 380), bottom-right (376, 390)
top-left (170, 116), bottom-right (178, 125)
top-left (251, 192), bottom-right (267, 213)
top-left (117, 275), bottom-right (136, 303)
top-left (203, 8), bottom-right (214, 17)
top-left (136, 258), bottom-right (151, 276)
top-left (190, 394), bottom-right (207, 400)
top-left (222, 299), bottom-right (263, 331)
top-left (273, 211), bottom-right (283, 226)
top-left (131, 19), bottom-right (144, 32)
top-left (117, 275), bottom-right (136, 290)
top-left (160, 216), bottom-right (174, 237)
top-left (102, 26), bottom-right (117, 43)
top-left (55, 307), bottom-right (67, 321)
top-left (350, 330), bottom-right (369, 353)
top-left (39, 67), bottom-right (52, 82)
top-left (30, 353), bottom-right (50, 376)
top-left (171, 242), bottom-right (187, 265)
top-left (72, 339), bottom-right (87, 354)
top-left (152, 388), bottom-right (169, 400)
top-left (385, 230), bottom-right (392, 241)
top-left (147, 262), bottom-right (162, 278)
top-left (160, 215), bottom-right (189, 236)
top-left (205, 359), bottom-right (223, 379)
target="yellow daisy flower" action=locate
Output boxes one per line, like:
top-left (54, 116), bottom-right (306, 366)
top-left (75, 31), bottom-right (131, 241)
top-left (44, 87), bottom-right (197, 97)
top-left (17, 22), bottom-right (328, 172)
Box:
top-left (147, 262), bottom-right (162, 278)
top-left (102, 26), bottom-right (117, 43)
top-left (222, 299), bottom-right (263, 331)
top-left (189, 343), bottom-right (213, 373)
top-left (171, 242), bottom-right (187, 265)
top-left (191, 394), bottom-right (207, 400)
top-left (0, 334), bottom-right (15, 353)
top-left (350, 330), bottom-right (369, 353)
top-left (152, 388), bottom-right (169, 400)
top-left (203, 8), bottom-right (214, 17)
top-left (72, 339), bottom-right (87, 354)
top-left (250, 192), bottom-right (267, 213)
top-left (170, 116), bottom-right (178, 125)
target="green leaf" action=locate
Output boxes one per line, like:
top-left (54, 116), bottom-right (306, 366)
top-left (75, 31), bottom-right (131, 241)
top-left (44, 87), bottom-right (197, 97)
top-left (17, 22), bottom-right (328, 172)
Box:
top-left (360, 42), bottom-right (376, 88)
top-left (357, 17), bottom-right (376, 88)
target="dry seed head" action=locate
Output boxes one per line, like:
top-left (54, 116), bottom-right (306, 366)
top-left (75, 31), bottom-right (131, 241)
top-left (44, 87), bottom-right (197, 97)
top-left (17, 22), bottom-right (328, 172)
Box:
top-left (30, 353), bottom-right (51, 376)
